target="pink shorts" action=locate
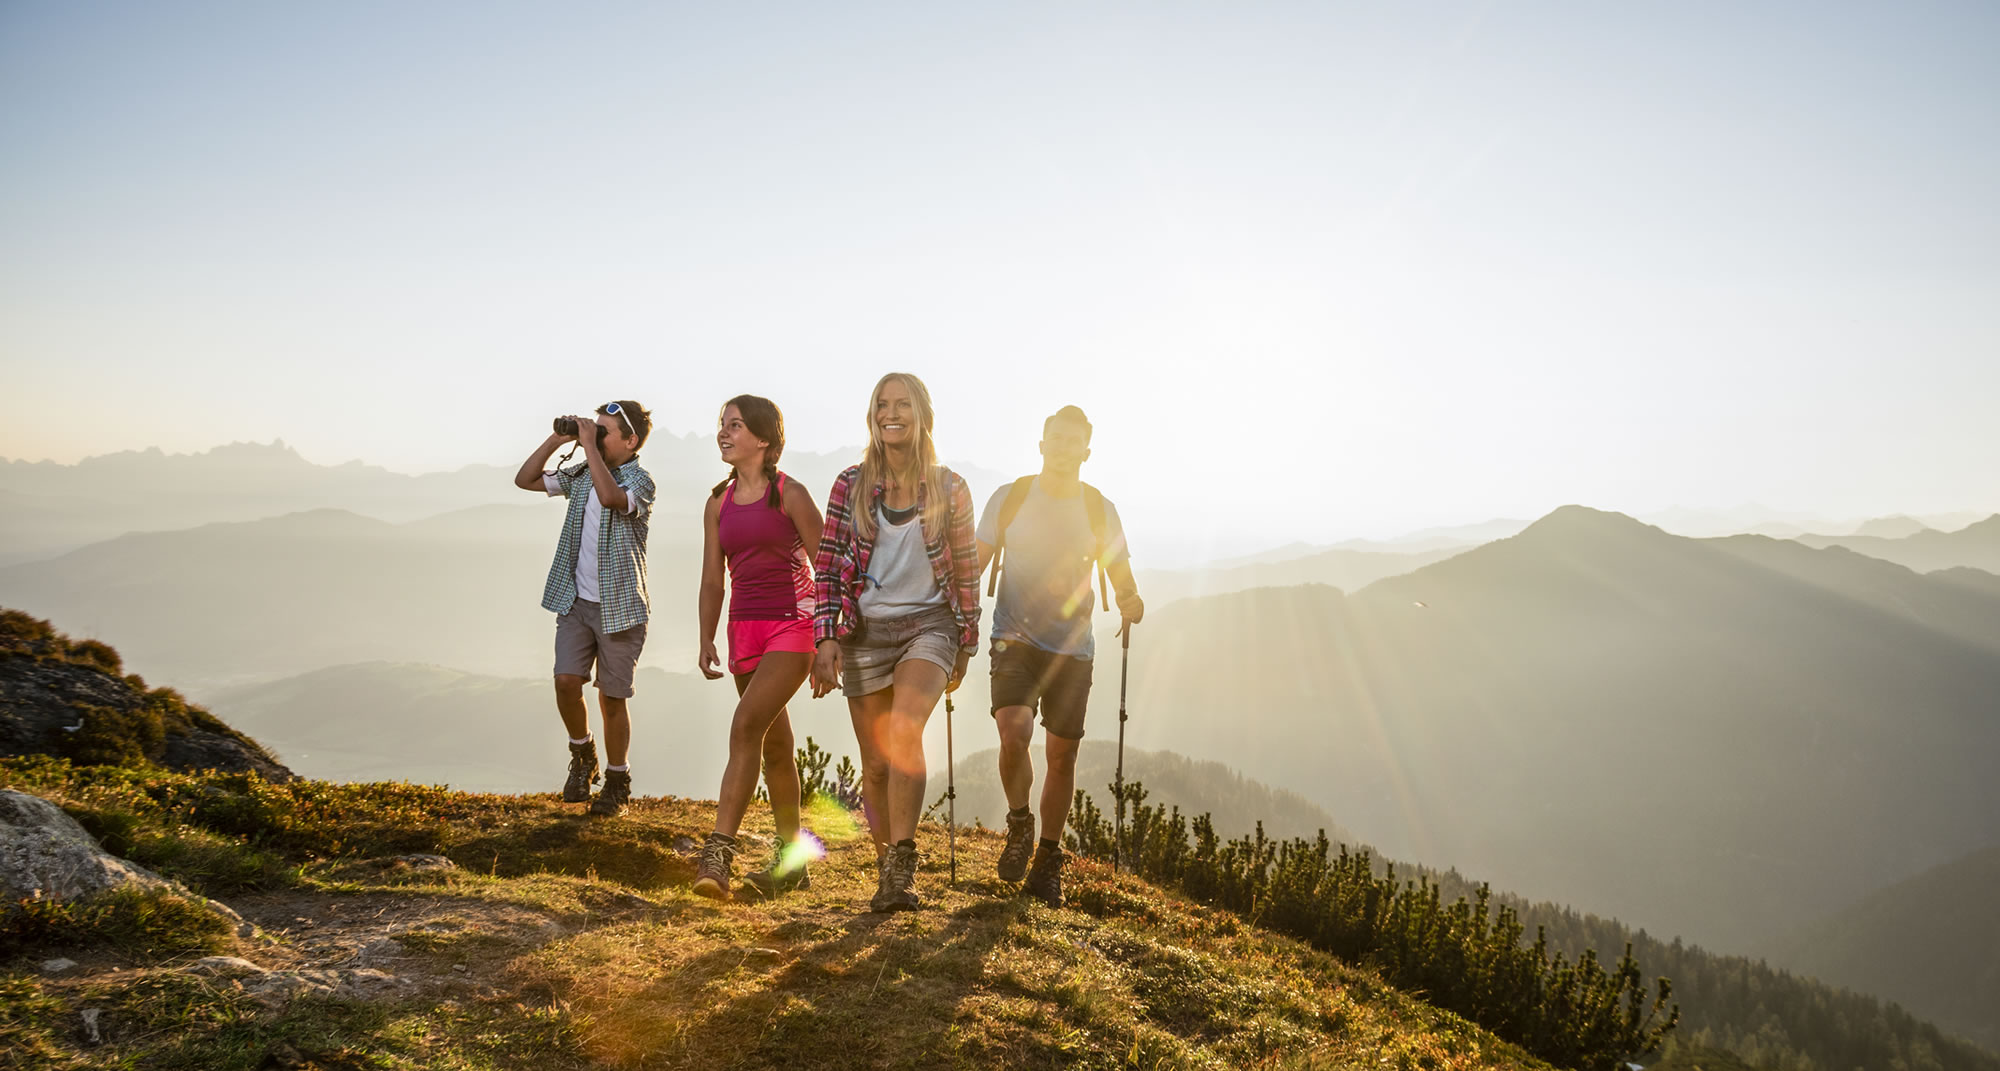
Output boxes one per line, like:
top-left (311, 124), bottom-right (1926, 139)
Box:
top-left (726, 617), bottom-right (816, 675)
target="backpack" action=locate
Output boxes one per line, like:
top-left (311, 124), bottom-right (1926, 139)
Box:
top-left (985, 475), bottom-right (1111, 611)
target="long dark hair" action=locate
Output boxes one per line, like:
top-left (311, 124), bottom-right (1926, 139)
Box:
top-left (711, 394), bottom-right (786, 509)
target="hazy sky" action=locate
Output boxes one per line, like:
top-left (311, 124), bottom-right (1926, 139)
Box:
top-left (4, 2), bottom-right (1997, 556)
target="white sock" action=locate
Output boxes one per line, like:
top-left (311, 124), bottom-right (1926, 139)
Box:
top-left (606, 763), bottom-right (629, 772)
top-left (569, 736), bottom-right (592, 747)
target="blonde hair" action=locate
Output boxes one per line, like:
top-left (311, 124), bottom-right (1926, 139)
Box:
top-left (854, 372), bottom-right (946, 541)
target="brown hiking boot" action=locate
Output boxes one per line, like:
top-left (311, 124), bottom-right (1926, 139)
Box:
top-left (562, 741), bottom-right (599, 803)
top-left (587, 769), bottom-right (631, 817)
top-left (881, 841), bottom-right (921, 913)
top-left (997, 809), bottom-right (1035, 882)
top-left (1023, 844), bottom-right (1064, 908)
top-left (692, 833), bottom-right (735, 901)
top-left (743, 843), bottom-right (811, 898)
top-left (868, 846), bottom-right (895, 913)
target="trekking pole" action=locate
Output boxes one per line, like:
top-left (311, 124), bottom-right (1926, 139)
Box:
top-left (1114, 619), bottom-right (1131, 875)
top-left (944, 692), bottom-right (958, 887)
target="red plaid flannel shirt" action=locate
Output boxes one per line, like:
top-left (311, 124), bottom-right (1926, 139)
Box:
top-left (812, 464), bottom-right (982, 648)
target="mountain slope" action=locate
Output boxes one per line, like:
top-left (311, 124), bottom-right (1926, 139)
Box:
top-left (1138, 543), bottom-right (1466, 606)
top-left (1115, 506), bottom-right (2000, 951)
top-left (1764, 841), bottom-right (2000, 1051)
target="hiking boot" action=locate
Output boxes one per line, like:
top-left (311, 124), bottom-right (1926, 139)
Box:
top-left (997, 809), bottom-right (1036, 882)
top-left (588, 769), bottom-right (631, 817)
top-left (562, 741), bottom-right (600, 803)
top-left (692, 833), bottom-right (735, 901)
top-left (868, 848), bottom-right (895, 913)
top-left (743, 845), bottom-right (812, 899)
top-left (1023, 845), bottom-right (1064, 909)
top-left (882, 841), bottom-right (922, 913)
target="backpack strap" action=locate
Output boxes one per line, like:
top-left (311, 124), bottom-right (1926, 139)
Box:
top-left (1082, 482), bottom-right (1110, 610)
top-left (985, 475), bottom-right (1038, 597)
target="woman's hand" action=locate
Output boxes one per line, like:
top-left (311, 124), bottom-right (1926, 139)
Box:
top-left (811, 640), bottom-right (843, 698)
top-left (946, 646), bottom-right (972, 693)
top-left (698, 640), bottom-right (724, 680)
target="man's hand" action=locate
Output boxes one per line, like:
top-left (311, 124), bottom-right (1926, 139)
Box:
top-left (810, 640), bottom-right (843, 698)
top-left (572, 416), bottom-right (600, 453)
top-left (946, 646), bottom-right (972, 693)
top-left (698, 640), bottom-right (724, 680)
top-left (1116, 591), bottom-right (1145, 626)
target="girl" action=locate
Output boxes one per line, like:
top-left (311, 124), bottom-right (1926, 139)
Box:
top-left (693, 395), bottom-right (824, 900)
top-left (809, 373), bottom-right (981, 912)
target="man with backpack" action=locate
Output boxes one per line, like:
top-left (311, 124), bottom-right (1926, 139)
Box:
top-left (975, 405), bottom-right (1144, 907)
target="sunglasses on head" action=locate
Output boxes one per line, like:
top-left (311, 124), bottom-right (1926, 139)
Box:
top-left (602, 402), bottom-right (636, 440)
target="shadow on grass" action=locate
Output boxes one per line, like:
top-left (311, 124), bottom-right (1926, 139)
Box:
top-left (554, 891), bottom-right (1035, 1070)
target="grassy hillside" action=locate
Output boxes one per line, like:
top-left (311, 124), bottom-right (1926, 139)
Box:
top-left (1, 756), bottom-right (1568, 1071)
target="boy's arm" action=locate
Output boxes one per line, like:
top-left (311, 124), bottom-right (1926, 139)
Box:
top-left (576, 423), bottom-right (630, 513)
top-left (514, 432), bottom-right (571, 492)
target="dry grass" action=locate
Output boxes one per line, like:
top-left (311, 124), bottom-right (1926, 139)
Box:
top-left (1, 758), bottom-right (1556, 1070)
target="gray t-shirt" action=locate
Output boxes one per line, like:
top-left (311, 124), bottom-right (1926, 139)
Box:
top-left (858, 504), bottom-right (947, 620)
top-left (976, 477), bottom-right (1128, 658)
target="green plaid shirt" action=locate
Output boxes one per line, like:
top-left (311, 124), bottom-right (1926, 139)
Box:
top-left (540, 458), bottom-right (656, 632)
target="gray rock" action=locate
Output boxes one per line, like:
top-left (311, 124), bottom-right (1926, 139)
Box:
top-left (0, 789), bottom-right (173, 902)
top-left (1, 789), bottom-right (254, 938)
top-left (40, 957), bottom-right (79, 973)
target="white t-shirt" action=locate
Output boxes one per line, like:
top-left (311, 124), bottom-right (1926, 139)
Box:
top-left (857, 505), bottom-right (947, 619)
top-left (546, 471), bottom-right (635, 604)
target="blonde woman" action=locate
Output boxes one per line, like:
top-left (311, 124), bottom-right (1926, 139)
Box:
top-left (809, 373), bottom-right (980, 912)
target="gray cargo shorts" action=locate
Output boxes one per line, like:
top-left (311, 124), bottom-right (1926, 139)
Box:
top-left (554, 599), bottom-right (647, 699)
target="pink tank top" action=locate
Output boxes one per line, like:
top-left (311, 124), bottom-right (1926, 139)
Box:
top-left (718, 474), bottom-right (814, 621)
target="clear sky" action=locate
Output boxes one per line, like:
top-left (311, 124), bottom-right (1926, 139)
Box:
top-left (4, 2), bottom-right (1997, 559)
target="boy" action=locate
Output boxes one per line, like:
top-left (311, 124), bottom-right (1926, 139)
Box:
top-left (513, 401), bottom-right (657, 816)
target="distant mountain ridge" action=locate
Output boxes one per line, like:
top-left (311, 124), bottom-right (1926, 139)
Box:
top-left (1115, 504), bottom-right (2000, 953)
top-left (0, 436), bottom-right (1008, 563)
top-left (1799, 513), bottom-right (2000, 573)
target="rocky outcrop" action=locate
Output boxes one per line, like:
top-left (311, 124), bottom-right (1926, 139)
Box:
top-left (0, 789), bottom-right (177, 903)
top-left (1, 608), bottom-right (291, 781)
top-left (0, 788), bottom-right (254, 937)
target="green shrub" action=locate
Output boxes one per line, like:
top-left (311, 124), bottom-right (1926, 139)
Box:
top-left (1067, 780), bottom-right (1678, 1071)
top-left (55, 702), bottom-right (163, 767)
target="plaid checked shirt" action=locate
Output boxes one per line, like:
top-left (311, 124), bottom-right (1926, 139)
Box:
top-left (540, 458), bottom-right (656, 633)
top-left (812, 464), bottom-right (982, 648)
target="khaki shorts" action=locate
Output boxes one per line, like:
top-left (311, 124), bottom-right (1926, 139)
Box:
top-left (838, 605), bottom-right (960, 698)
top-left (554, 599), bottom-right (647, 698)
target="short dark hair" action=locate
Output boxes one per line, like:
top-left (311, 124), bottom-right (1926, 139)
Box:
top-left (1043, 405), bottom-right (1092, 443)
top-left (600, 400), bottom-right (652, 450)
